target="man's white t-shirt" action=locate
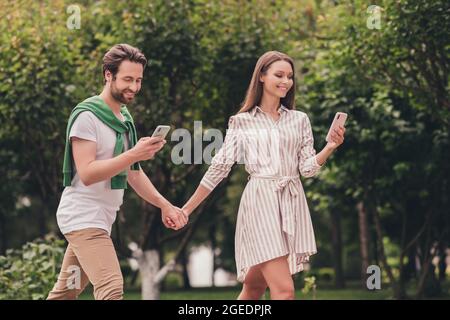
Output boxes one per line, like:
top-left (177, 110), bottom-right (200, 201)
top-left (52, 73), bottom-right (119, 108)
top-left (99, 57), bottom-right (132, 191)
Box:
top-left (56, 111), bottom-right (130, 235)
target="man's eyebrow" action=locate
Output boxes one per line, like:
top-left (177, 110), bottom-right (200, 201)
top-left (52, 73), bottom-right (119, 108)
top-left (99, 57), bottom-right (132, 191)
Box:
top-left (122, 76), bottom-right (143, 80)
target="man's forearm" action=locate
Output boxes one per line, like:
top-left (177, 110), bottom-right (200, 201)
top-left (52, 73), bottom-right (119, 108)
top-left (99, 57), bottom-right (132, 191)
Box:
top-left (82, 150), bottom-right (137, 186)
top-left (128, 168), bottom-right (171, 209)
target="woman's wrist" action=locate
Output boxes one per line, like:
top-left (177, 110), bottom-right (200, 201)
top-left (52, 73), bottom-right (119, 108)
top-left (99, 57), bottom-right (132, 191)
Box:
top-left (182, 204), bottom-right (194, 216)
top-left (316, 144), bottom-right (335, 166)
top-left (324, 143), bottom-right (336, 152)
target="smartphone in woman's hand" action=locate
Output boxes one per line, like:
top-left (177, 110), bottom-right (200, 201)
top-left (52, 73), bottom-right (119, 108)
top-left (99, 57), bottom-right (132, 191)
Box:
top-left (326, 112), bottom-right (347, 142)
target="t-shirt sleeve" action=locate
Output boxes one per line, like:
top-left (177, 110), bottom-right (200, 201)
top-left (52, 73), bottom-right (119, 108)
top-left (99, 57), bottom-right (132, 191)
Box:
top-left (69, 112), bottom-right (97, 143)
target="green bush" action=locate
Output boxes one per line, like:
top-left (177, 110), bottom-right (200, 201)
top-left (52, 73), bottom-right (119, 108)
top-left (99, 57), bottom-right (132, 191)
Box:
top-left (302, 276), bottom-right (317, 300)
top-left (317, 268), bottom-right (335, 283)
top-left (301, 268), bottom-right (335, 283)
top-left (164, 272), bottom-right (184, 290)
top-left (0, 234), bottom-right (65, 300)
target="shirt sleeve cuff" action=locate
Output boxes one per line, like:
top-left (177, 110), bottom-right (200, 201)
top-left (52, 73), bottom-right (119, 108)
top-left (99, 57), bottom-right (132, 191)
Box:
top-left (313, 155), bottom-right (324, 168)
top-left (200, 177), bottom-right (215, 191)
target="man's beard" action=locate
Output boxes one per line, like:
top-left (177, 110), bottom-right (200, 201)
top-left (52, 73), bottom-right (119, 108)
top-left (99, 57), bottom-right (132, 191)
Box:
top-left (110, 83), bottom-right (137, 104)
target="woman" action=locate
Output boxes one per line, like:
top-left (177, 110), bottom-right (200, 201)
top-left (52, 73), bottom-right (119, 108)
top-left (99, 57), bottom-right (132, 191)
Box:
top-left (178, 51), bottom-right (345, 299)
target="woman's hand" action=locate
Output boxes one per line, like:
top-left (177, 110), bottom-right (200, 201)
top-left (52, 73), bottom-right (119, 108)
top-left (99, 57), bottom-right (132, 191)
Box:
top-left (326, 125), bottom-right (346, 150)
top-left (161, 204), bottom-right (188, 230)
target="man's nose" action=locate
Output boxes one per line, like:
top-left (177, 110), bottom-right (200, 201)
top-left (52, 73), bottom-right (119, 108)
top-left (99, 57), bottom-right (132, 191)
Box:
top-left (129, 81), bottom-right (138, 92)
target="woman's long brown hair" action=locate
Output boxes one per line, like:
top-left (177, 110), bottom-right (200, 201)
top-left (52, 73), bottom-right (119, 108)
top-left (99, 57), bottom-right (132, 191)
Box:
top-left (238, 51), bottom-right (296, 114)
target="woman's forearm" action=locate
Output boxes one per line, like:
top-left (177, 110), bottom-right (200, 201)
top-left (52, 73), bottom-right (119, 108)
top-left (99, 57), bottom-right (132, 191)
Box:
top-left (182, 184), bottom-right (213, 216)
top-left (315, 144), bottom-right (335, 166)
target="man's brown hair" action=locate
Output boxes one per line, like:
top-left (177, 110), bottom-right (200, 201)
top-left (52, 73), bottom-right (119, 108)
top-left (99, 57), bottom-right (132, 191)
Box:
top-left (102, 44), bottom-right (147, 84)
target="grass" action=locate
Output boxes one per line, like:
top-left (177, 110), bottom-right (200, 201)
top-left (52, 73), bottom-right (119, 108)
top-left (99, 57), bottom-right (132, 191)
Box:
top-left (160, 287), bottom-right (393, 300)
top-left (78, 282), bottom-right (396, 300)
top-left (77, 279), bottom-right (450, 300)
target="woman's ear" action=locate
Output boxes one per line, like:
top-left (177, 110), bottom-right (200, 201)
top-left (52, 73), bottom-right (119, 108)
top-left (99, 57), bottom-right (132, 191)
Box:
top-left (259, 75), bottom-right (264, 83)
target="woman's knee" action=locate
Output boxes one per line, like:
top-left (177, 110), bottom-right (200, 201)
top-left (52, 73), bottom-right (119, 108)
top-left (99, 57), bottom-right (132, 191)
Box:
top-left (244, 282), bottom-right (267, 298)
top-left (270, 283), bottom-right (295, 300)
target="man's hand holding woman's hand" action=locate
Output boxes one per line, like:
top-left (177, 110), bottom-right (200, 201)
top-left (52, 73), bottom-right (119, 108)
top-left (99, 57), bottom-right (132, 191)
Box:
top-left (161, 204), bottom-right (189, 230)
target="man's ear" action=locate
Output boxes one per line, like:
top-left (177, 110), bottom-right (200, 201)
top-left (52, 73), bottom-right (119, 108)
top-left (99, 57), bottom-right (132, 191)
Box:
top-left (104, 70), bottom-right (112, 83)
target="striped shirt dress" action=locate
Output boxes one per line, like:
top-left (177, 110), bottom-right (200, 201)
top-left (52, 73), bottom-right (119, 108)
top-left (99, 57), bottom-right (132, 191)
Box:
top-left (200, 105), bottom-right (323, 282)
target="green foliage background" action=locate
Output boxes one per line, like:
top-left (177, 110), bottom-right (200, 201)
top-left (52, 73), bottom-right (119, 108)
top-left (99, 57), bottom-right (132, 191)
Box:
top-left (0, 0), bottom-right (448, 299)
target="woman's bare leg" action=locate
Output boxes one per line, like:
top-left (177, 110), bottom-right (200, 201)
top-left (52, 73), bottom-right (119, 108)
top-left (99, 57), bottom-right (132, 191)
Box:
top-left (237, 265), bottom-right (268, 300)
top-left (259, 255), bottom-right (295, 300)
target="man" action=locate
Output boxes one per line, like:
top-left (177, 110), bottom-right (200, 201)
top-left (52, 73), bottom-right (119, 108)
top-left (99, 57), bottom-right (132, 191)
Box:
top-left (47, 44), bottom-right (187, 300)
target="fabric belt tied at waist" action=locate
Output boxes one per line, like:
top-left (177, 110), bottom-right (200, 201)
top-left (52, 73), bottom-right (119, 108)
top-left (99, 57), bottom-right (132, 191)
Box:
top-left (248, 174), bottom-right (300, 238)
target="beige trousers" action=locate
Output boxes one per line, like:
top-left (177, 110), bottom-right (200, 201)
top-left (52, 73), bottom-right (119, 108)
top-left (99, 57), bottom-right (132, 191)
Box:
top-left (47, 228), bottom-right (123, 300)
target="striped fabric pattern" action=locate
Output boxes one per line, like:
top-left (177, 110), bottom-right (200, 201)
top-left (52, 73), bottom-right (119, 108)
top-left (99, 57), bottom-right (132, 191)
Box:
top-left (200, 105), bottom-right (323, 282)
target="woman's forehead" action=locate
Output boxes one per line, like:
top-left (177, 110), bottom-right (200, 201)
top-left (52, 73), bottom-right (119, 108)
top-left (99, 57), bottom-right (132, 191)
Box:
top-left (268, 60), bottom-right (293, 73)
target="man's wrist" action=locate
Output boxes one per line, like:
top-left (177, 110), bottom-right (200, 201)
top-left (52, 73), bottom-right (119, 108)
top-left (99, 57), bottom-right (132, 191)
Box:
top-left (155, 196), bottom-right (171, 209)
top-left (124, 149), bottom-right (139, 165)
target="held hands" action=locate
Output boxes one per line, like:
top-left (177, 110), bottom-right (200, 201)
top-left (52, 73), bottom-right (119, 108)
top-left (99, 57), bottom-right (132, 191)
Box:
top-left (166, 206), bottom-right (191, 229)
top-left (161, 204), bottom-right (189, 230)
top-left (326, 125), bottom-right (346, 150)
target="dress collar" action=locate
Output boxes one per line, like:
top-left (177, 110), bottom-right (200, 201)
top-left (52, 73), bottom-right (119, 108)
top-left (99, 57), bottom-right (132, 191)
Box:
top-left (250, 104), bottom-right (289, 116)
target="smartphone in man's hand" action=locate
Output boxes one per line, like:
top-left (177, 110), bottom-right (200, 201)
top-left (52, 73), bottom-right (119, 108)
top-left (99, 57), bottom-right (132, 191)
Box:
top-left (151, 125), bottom-right (171, 141)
